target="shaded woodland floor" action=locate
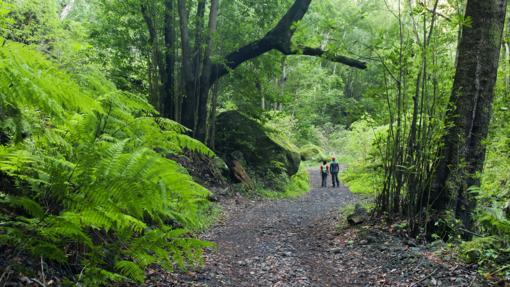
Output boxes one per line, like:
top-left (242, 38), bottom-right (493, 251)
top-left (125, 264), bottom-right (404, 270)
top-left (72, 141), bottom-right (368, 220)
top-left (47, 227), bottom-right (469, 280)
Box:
top-left (143, 170), bottom-right (486, 287)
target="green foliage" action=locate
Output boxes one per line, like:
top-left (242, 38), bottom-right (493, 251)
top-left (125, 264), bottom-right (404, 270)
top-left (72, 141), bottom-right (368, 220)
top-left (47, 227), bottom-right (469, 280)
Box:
top-left (340, 167), bottom-right (379, 195)
top-left (325, 118), bottom-right (385, 196)
top-left (4, 0), bottom-right (61, 45)
top-left (0, 1), bottom-right (14, 40)
top-left (258, 164), bottom-right (310, 199)
top-left (0, 41), bottom-right (214, 284)
top-left (460, 233), bottom-right (510, 280)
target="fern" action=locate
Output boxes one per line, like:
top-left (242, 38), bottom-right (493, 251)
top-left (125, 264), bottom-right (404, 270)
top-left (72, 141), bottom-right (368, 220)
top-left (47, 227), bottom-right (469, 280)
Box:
top-left (0, 41), bottom-right (216, 285)
top-left (114, 261), bottom-right (145, 284)
top-left (1, 195), bottom-right (44, 218)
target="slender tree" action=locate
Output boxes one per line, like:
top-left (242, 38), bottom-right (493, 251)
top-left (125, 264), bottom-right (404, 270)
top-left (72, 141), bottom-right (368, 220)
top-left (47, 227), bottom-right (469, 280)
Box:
top-left (162, 0), bottom-right (176, 119)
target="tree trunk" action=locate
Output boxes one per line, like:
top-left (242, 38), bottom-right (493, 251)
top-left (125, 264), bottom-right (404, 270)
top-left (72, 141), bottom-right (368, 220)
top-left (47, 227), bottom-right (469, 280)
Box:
top-left (178, 0), bottom-right (197, 130)
top-left (208, 82), bottom-right (220, 148)
top-left (193, 0), bottom-right (206, 79)
top-left (195, 0), bottom-right (219, 141)
top-left (430, 0), bottom-right (507, 235)
top-left (162, 0), bottom-right (176, 119)
top-left (60, 0), bottom-right (76, 20)
top-left (141, 3), bottom-right (166, 111)
top-left (505, 42), bottom-right (509, 92)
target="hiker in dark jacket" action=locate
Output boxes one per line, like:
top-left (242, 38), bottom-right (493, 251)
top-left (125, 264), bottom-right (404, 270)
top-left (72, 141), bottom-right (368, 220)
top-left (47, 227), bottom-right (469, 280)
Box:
top-left (320, 161), bottom-right (329, 188)
top-left (330, 157), bottom-right (340, 188)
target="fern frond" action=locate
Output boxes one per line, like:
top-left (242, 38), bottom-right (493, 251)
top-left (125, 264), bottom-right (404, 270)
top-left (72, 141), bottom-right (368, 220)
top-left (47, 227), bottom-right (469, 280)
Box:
top-left (1, 195), bottom-right (44, 219)
top-left (114, 260), bottom-right (145, 283)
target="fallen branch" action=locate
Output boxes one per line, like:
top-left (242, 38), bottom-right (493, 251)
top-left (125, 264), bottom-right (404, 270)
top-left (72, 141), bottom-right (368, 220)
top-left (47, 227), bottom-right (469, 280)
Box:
top-left (31, 277), bottom-right (46, 287)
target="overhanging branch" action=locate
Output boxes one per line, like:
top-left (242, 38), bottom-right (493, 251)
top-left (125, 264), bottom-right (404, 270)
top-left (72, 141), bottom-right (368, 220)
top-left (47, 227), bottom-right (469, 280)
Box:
top-left (208, 0), bottom-right (367, 86)
top-left (291, 47), bottom-right (367, 69)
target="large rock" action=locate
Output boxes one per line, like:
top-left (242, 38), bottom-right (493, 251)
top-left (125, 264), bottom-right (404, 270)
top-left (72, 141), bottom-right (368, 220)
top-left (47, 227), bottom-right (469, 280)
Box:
top-left (347, 204), bottom-right (369, 225)
top-left (215, 111), bottom-right (301, 187)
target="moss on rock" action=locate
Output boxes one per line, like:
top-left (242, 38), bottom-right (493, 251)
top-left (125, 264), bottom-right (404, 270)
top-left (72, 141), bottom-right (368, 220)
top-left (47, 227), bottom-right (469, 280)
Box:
top-left (299, 144), bottom-right (327, 161)
top-left (215, 111), bottom-right (301, 190)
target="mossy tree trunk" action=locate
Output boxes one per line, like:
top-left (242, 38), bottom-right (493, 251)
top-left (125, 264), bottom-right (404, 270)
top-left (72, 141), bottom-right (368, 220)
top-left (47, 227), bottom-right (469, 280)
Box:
top-left (430, 0), bottom-right (507, 235)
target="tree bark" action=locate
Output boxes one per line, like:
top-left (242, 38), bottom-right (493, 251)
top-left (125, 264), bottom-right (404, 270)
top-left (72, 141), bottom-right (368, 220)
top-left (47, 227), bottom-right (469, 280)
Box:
top-left (162, 0), bottom-right (176, 119)
top-left (208, 82), bottom-right (220, 148)
top-left (60, 0), bottom-right (76, 20)
top-left (141, 3), bottom-right (166, 111)
top-left (195, 0), bottom-right (219, 141)
top-left (192, 0), bottom-right (206, 77)
top-left (178, 0), bottom-right (197, 130)
top-left (430, 0), bottom-right (507, 235)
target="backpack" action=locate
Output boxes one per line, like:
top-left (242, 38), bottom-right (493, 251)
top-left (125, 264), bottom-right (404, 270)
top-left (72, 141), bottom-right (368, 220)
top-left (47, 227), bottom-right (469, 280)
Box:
top-left (321, 165), bottom-right (328, 174)
top-left (330, 162), bottom-right (339, 173)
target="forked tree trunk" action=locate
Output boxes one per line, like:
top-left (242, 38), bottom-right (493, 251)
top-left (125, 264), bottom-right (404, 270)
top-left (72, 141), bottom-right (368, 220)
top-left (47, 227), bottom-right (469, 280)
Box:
top-left (430, 0), bottom-right (507, 234)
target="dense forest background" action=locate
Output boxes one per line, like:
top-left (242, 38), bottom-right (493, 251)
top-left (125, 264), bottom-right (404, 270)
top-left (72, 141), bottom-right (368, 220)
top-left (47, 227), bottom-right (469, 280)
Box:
top-left (1, 0), bottom-right (510, 285)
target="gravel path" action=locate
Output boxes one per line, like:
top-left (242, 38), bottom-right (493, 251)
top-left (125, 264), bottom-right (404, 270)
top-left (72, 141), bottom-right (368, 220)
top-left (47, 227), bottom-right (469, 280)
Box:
top-left (195, 170), bottom-right (359, 286)
top-left (145, 170), bottom-right (485, 286)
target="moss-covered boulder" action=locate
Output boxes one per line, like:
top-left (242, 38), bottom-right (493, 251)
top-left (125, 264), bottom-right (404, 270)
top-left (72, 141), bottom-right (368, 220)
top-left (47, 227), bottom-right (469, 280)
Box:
top-left (299, 144), bottom-right (327, 161)
top-left (215, 111), bottom-right (301, 188)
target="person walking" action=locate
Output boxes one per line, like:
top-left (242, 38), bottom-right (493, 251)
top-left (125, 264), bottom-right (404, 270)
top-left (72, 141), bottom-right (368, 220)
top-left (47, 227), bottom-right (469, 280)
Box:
top-left (320, 160), bottom-right (329, 188)
top-left (330, 157), bottom-right (340, 188)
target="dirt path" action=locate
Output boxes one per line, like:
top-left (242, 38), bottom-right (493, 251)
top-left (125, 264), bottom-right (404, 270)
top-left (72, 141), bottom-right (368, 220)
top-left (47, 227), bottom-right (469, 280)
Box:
top-left (147, 170), bottom-right (484, 286)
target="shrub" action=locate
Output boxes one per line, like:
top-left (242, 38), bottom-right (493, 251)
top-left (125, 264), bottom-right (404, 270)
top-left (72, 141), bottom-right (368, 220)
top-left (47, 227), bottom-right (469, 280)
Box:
top-left (259, 164), bottom-right (310, 199)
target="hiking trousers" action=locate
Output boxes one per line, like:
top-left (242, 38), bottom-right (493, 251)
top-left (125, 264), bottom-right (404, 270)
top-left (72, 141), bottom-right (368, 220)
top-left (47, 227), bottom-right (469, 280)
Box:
top-left (331, 172), bottom-right (339, 187)
top-left (321, 173), bottom-right (328, 187)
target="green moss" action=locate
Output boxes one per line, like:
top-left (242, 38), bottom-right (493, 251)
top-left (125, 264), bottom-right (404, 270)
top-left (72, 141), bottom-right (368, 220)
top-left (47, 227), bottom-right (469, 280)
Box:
top-left (299, 144), bottom-right (328, 161)
top-left (267, 129), bottom-right (300, 154)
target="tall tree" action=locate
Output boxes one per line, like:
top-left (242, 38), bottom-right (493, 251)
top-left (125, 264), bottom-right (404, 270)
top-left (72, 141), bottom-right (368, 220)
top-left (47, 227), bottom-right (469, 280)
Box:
top-left (141, 2), bottom-right (164, 109)
top-left (178, 0), bottom-right (197, 130)
top-left (182, 0), bottom-right (367, 141)
top-left (141, 0), bottom-right (176, 117)
top-left (195, 0), bottom-right (219, 141)
top-left (430, 0), bottom-right (508, 234)
top-left (162, 0), bottom-right (176, 119)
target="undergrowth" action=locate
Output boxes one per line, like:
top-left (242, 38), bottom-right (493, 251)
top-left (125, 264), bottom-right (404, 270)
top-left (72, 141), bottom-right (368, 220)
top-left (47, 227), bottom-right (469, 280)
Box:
top-left (340, 164), bottom-right (381, 195)
top-left (0, 41), bottom-right (215, 285)
top-left (329, 118), bottom-right (385, 196)
top-left (258, 165), bottom-right (310, 199)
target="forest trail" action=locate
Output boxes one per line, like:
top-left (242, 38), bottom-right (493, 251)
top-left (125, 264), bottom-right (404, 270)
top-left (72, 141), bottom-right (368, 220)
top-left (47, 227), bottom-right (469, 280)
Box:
top-left (146, 170), bottom-right (484, 287)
